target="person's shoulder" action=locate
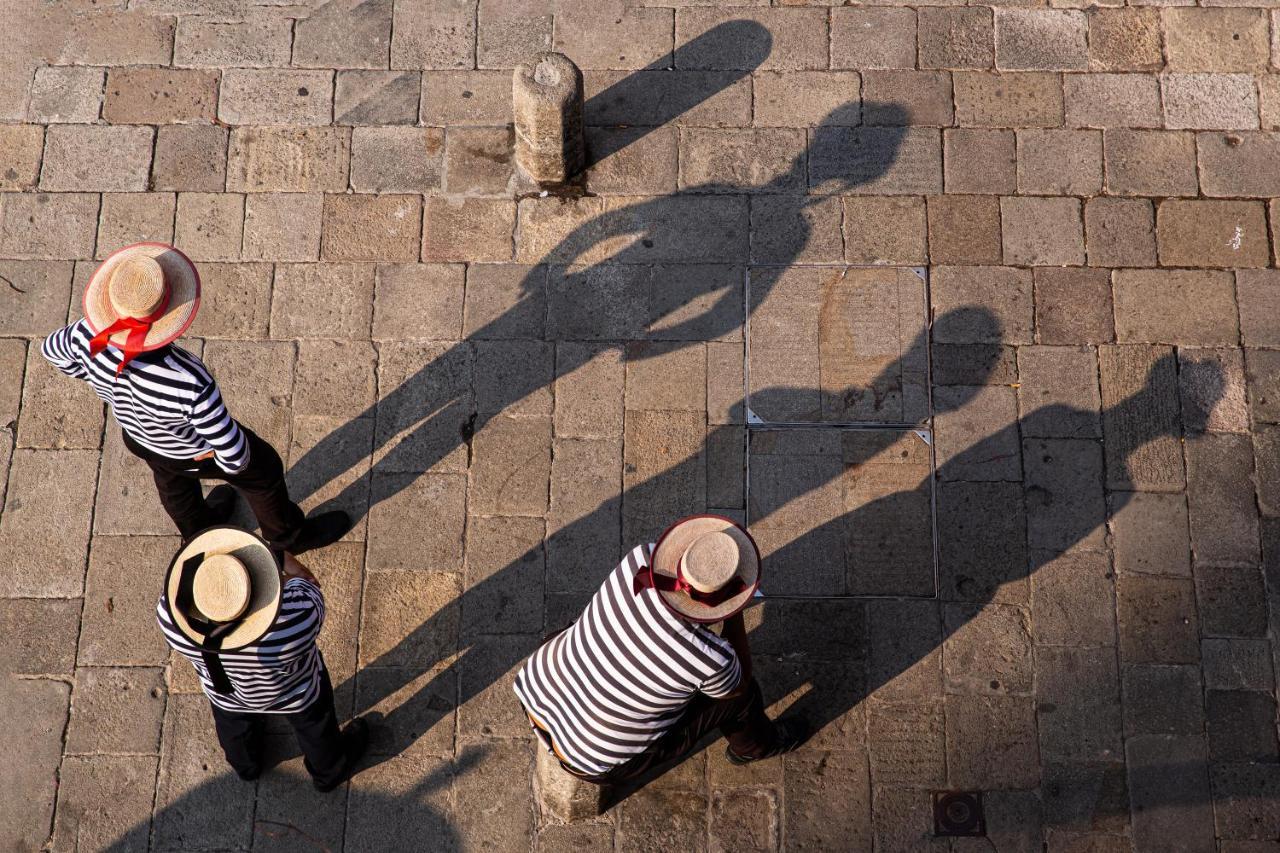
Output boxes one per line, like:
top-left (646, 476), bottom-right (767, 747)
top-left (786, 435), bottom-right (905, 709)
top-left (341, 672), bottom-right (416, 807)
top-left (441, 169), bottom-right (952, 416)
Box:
top-left (148, 343), bottom-right (214, 388)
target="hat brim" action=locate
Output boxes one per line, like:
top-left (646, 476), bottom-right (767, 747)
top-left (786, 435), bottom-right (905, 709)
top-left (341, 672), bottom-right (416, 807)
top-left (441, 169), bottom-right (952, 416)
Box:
top-left (84, 243), bottom-right (200, 351)
top-left (651, 515), bottom-right (761, 623)
top-left (163, 526), bottom-right (281, 651)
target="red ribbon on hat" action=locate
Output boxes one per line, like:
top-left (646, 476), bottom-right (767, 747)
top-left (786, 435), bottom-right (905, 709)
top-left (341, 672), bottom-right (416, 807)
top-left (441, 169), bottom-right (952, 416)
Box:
top-left (633, 564), bottom-right (747, 607)
top-left (88, 288), bottom-right (171, 376)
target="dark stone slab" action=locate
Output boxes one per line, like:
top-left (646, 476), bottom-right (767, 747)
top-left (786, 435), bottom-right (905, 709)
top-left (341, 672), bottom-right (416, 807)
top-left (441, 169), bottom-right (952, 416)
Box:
top-left (937, 481), bottom-right (1029, 604)
top-left (1109, 491), bottom-right (1191, 577)
top-left (1195, 566), bottom-right (1268, 637)
top-left (783, 749), bottom-right (873, 852)
top-left (1036, 646), bottom-right (1123, 763)
top-left (931, 343), bottom-right (1016, 386)
top-left (1023, 437), bottom-right (1106, 553)
top-left (456, 634), bottom-right (540, 740)
top-left (1206, 690), bottom-right (1280, 762)
top-left (1099, 345), bottom-right (1184, 491)
top-left (1117, 575), bottom-right (1200, 665)
top-left (946, 695), bottom-right (1041, 789)
top-left (867, 598), bottom-right (943, 700)
top-left (1246, 348), bottom-right (1280, 423)
top-left (1187, 434), bottom-right (1261, 568)
top-left (868, 699), bottom-right (945, 787)
top-left (1041, 762), bottom-right (1130, 836)
top-left (942, 602), bottom-right (1034, 696)
top-left (1122, 665), bottom-right (1205, 737)
top-left (1125, 734), bottom-right (1215, 853)
top-left (1210, 762), bottom-right (1280, 841)
top-left (1201, 638), bottom-right (1275, 692)
top-left (617, 785), bottom-right (708, 851)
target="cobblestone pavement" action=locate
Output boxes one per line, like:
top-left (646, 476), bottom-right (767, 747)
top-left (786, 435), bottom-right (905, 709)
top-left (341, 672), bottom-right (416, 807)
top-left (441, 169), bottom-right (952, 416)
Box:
top-left (3, 1), bottom-right (1280, 850)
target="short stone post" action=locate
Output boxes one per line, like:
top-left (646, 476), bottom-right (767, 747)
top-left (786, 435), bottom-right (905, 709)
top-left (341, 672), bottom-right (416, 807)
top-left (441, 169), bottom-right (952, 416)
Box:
top-left (534, 740), bottom-right (607, 822)
top-left (513, 52), bottom-right (585, 185)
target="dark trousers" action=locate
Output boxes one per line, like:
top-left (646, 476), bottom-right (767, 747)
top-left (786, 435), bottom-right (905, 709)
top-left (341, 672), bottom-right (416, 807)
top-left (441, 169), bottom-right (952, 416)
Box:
top-left (585, 677), bottom-right (777, 784)
top-left (123, 427), bottom-right (305, 548)
top-left (209, 668), bottom-right (347, 786)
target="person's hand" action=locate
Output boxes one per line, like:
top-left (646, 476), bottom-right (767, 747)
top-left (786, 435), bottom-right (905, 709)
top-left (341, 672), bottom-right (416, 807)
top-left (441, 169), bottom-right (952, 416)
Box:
top-left (193, 451), bottom-right (214, 461)
top-left (282, 552), bottom-right (319, 586)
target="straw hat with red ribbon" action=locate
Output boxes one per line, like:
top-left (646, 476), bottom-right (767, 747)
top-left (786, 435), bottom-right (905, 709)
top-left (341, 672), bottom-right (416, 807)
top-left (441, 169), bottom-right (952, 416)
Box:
top-left (83, 243), bottom-right (200, 375)
top-left (635, 515), bottom-right (761, 623)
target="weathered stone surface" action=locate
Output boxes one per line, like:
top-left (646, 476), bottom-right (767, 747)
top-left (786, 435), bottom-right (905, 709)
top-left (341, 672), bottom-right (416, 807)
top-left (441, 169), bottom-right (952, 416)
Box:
top-left (65, 666), bottom-right (165, 754)
top-left (0, 449), bottom-right (96, 596)
top-left (1034, 267), bottom-right (1114, 346)
top-left (1085, 197), bottom-right (1156, 267)
top-left (91, 426), bottom-right (175, 538)
top-left (545, 264), bottom-right (650, 341)
top-left (18, 345), bottom-right (103, 449)
top-left (1037, 646), bottom-right (1123, 762)
top-left (324, 194), bottom-right (422, 262)
top-left (534, 742), bottom-right (604, 823)
top-left (937, 482), bottom-right (1029, 605)
top-left (1117, 575), bottom-right (1199, 665)
top-left (241, 194), bottom-right (322, 261)
top-left (872, 787), bottom-right (948, 852)
top-left (96, 192), bottom-right (175, 259)
top-left (1157, 199), bottom-right (1270, 268)
top-left (460, 515), bottom-right (544, 636)
top-left (202, 340), bottom-right (294, 450)
top-left (444, 126), bottom-right (514, 195)
top-left (1104, 129), bottom-right (1198, 196)
top-left (0, 679), bottom-right (70, 853)
top-left (1211, 763), bottom-right (1280, 841)
top-left (554, 343), bottom-right (624, 440)
top-left (954, 71), bottom-right (1064, 127)
top-left (545, 437), bottom-right (620, 594)
top-left (1018, 347), bottom-right (1101, 438)
top-left (1040, 762), bottom-right (1129, 838)
top-left (625, 341), bottom-right (706, 412)
top-left (920, 8), bottom-right (993, 70)
top-left (1163, 73), bottom-right (1259, 130)
top-left (1248, 349), bottom-right (1280, 424)
top-left (375, 263), bottom-right (464, 341)
top-left (1065, 73), bottom-right (1161, 128)
top-left (1165, 9), bottom-right (1269, 72)
top-left (1088, 8), bottom-right (1162, 71)
top-left (104, 67), bottom-right (218, 124)
top-left (1023, 438), bottom-right (1106, 552)
top-left (1018, 129), bottom-right (1102, 194)
top-left (174, 192), bottom-right (244, 262)
top-left (474, 340), bottom-right (553, 416)
top-left (476, 0), bottom-right (554, 69)
top-left (1126, 735), bottom-right (1215, 852)
top-left (831, 8), bottom-right (918, 70)
top-left (996, 9), bottom-right (1087, 71)
top-left (1032, 551), bottom-right (1116, 646)
top-left (391, 0), bottom-right (475, 69)
top-left (271, 262), bottom-right (374, 340)
top-left (585, 126), bottom-right (679, 197)
top-left (457, 633), bottom-right (537, 739)
top-left (218, 69), bottom-right (333, 126)
top-left (150, 125), bottom-right (227, 193)
top-left (1207, 690), bottom-right (1279, 761)
top-left (514, 52), bottom-right (585, 185)
top-left (1198, 132), bottom-right (1280, 198)
top-left (153, 694), bottom-right (254, 850)
top-left (366, 475), bottom-right (466, 574)
top-left (680, 127), bottom-right (805, 192)
top-left (1001, 197), bottom-right (1085, 265)
top-left (0, 193), bottom-right (99, 259)
top-left (29, 66), bottom-right (104, 123)
top-left (41, 125), bottom-right (152, 192)
top-left (53, 755), bottom-right (158, 852)
top-left (0, 125), bottom-right (44, 190)
top-left (1179, 347), bottom-right (1248, 434)
top-left (469, 415), bottom-right (551, 516)
top-left (1115, 270), bottom-right (1239, 348)
top-left (421, 70), bottom-right (510, 126)
top-left (227, 127), bottom-right (350, 193)
top-left (423, 197), bottom-right (515, 263)
top-left (0, 598), bottom-right (80, 676)
top-left (946, 695), bottom-right (1040, 789)
top-left (351, 126), bottom-right (444, 193)
top-left (944, 603), bottom-right (1033, 695)
top-left (1110, 492), bottom-right (1191, 577)
top-left (294, 339), bottom-right (377, 422)
top-left (583, 69), bottom-right (752, 129)
top-left (1202, 637), bottom-right (1274, 692)
top-left (79, 535), bottom-right (177, 666)
top-left (293, 0), bottom-right (392, 69)
top-left (783, 750), bottom-right (872, 851)
top-left (336, 70), bottom-right (421, 125)
top-left (373, 340), bottom-right (472, 473)
top-left (174, 14), bottom-right (292, 67)
top-left (753, 71), bottom-right (860, 128)
top-left (679, 7), bottom-right (827, 71)
top-left (844, 197), bottom-right (927, 265)
top-left (926, 195), bottom-right (1000, 265)
top-left (1098, 345), bottom-right (1184, 491)
top-left (944, 128), bottom-right (1016, 194)
top-left (1123, 664), bottom-right (1205, 736)
top-left (1197, 564), bottom-right (1267, 639)
top-left (809, 127), bottom-right (942, 195)
top-left (458, 264), bottom-right (540, 340)
top-left (934, 384), bottom-right (1020, 482)
top-left (358, 570), bottom-right (460, 667)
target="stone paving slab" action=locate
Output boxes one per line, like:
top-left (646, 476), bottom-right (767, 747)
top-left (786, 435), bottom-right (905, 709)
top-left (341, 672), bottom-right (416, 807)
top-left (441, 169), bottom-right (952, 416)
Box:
top-left (1, 1), bottom-right (1279, 850)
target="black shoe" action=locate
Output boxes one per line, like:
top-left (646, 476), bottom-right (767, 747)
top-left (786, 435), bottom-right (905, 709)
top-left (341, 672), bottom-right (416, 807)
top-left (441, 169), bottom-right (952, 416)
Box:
top-left (236, 765), bottom-right (262, 782)
top-left (725, 719), bottom-right (810, 766)
top-left (289, 511), bottom-right (353, 554)
top-left (205, 485), bottom-right (238, 525)
top-left (313, 717), bottom-right (370, 793)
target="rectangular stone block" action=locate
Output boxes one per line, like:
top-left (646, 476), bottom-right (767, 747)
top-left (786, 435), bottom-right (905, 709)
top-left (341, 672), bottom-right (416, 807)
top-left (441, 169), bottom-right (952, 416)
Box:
top-left (365, 468), bottom-right (467, 575)
top-left (919, 7), bottom-right (993, 70)
top-left (374, 263), bottom-right (464, 342)
top-left (1123, 664), bottom-right (1205, 736)
top-left (322, 194), bottom-right (422, 262)
top-left (474, 340), bottom-right (552, 416)
top-left (933, 384), bottom-right (1021, 482)
top-left (40, 124), bottom-right (152, 192)
top-left (391, 0), bottom-right (474, 69)
top-left (1033, 268), bottom-right (1114, 345)
top-left (174, 14), bottom-right (292, 67)
top-left (1165, 9), bottom-right (1269, 72)
top-left (1163, 73), bottom-right (1260, 129)
top-left (79, 535), bottom-right (177, 666)
top-left (185, 262), bottom-right (273, 339)
top-left (1099, 345), bottom-right (1184, 491)
top-left (96, 192), bottom-right (176, 260)
top-left (547, 437), bottom-right (621, 593)
top-left (422, 197), bottom-right (514, 263)
top-left (1085, 197), bottom-right (1156, 267)
top-left (1197, 131), bottom-right (1280, 198)
top-left (1187, 434), bottom-right (1260, 567)
top-left (649, 264), bottom-right (743, 343)
top-left (1179, 347), bottom-right (1249, 434)
top-left (351, 126), bottom-right (443, 194)
top-left (1064, 72), bottom-right (1161, 128)
top-left (1210, 762), bottom-right (1280, 842)
top-left (1114, 269), bottom-right (1239, 344)
top-left (103, 67), bottom-right (218, 124)
top-left (753, 71), bottom-right (860, 128)
top-left (1111, 492), bottom-right (1191, 576)
top-left (202, 340), bottom-right (294, 451)
top-left (932, 266), bottom-right (1033, 345)
top-left (946, 695), bottom-right (1040, 789)
top-left (1118, 575), bottom-right (1200, 664)
top-left (677, 8), bottom-right (828, 71)
top-left (53, 755), bottom-right (158, 853)
top-left (374, 341), bottom-right (472, 473)
top-left (219, 69), bottom-right (333, 126)
top-left (227, 127), bottom-right (350, 193)
top-left (867, 598), bottom-right (943, 700)
top-left (622, 410), bottom-right (704, 543)
top-left (553, 0), bottom-right (672, 70)
top-left (1032, 551), bottom-right (1116, 646)
top-left (809, 127), bottom-right (942, 195)
top-left (151, 125), bottom-right (228, 193)
top-left (554, 343), bottom-right (624, 440)
top-left (1088, 8), bottom-right (1162, 71)
top-left (625, 341), bottom-right (706, 412)
top-left (462, 516), bottom-right (545, 636)
top-left (1017, 128), bottom-right (1103, 194)
top-left (1240, 270), bottom-right (1280, 346)
top-left (443, 126), bottom-right (513, 196)
top-left (995, 9), bottom-right (1088, 71)
top-left (1196, 565), bottom-right (1268, 638)
top-left (932, 344), bottom-right (1015, 387)
top-left (1023, 437), bottom-right (1106, 552)
top-left (270, 263), bottom-right (374, 340)
top-left (1037, 646), bottom-right (1123, 763)
top-left (868, 699), bottom-right (946, 786)
top-left (65, 666), bottom-right (166, 754)
top-left (943, 602), bottom-right (1033, 695)
top-left (954, 71), bottom-right (1064, 127)
top-left (287, 417), bottom-right (374, 545)
top-left (926, 195), bottom-right (1001, 265)
top-left (943, 128), bottom-right (1016, 194)
top-left (17, 344), bottom-right (103, 449)
top-left (456, 633), bottom-right (537, 739)
top-left (28, 66), bottom-right (104, 124)
top-left (1126, 735), bottom-right (1215, 852)
top-left (0, 125), bottom-right (44, 190)
top-left (468, 416), bottom-right (552, 516)
top-left (174, 192), bottom-right (244, 262)
top-left (419, 70), bottom-right (509, 126)
top-left (1104, 129), bottom-right (1198, 196)
top-left (0, 449), bottom-right (97, 596)
top-left (844, 197), bottom-right (927, 265)
top-left (678, 128), bottom-right (805, 193)
top-left (1017, 346), bottom-right (1102, 438)
top-left (91, 426), bottom-right (177, 538)
top-left (0, 680), bottom-right (70, 853)
top-left (1001, 196), bottom-right (1084, 265)
top-left (585, 126), bottom-right (679, 196)
top-left (335, 70), bottom-right (420, 125)
top-left (1157, 199), bottom-right (1269, 267)
top-left (583, 69), bottom-right (752, 128)
top-left (1250, 349), bottom-right (1280, 424)
top-left (476, 0), bottom-right (553, 69)
top-left (0, 598), bottom-right (79, 676)
top-left (241, 194), bottom-right (323, 261)
top-left (293, 0), bottom-right (393, 69)
top-left (831, 7), bottom-right (918, 71)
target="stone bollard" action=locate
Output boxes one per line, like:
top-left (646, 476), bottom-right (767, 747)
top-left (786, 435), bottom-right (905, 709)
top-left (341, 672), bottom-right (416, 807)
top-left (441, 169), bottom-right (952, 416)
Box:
top-left (534, 740), bottom-right (607, 822)
top-left (513, 52), bottom-right (585, 185)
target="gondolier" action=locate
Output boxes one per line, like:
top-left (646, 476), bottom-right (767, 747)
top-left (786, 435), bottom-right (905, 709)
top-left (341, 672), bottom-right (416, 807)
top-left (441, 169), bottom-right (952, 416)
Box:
top-left (513, 515), bottom-right (808, 783)
top-left (158, 526), bottom-right (369, 790)
top-left (41, 242), bottom-right (346, 551)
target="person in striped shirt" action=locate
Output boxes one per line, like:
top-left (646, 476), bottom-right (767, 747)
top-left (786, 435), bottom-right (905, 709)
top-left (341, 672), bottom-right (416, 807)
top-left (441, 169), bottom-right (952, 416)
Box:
top-left (41, 243), bottom-right (347, 552)
top-left (159, 526), bottom-right (369, 790)
top-left (514, 515), bottom-right (808, 782)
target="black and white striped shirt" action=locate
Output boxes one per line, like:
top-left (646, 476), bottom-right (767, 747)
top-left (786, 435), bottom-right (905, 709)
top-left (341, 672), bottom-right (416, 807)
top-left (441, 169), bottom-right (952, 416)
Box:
top-left (513, 544), bottom-right (742, 776)
top-left (158, 578), bottom-right (326, 713)
top-left (42, 319), bottom-right (249, 474)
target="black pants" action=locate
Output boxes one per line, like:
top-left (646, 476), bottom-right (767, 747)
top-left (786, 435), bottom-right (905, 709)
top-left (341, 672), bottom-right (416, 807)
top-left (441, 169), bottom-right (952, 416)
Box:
top-left (583, 677), bottom-right (777, 784)
top-left (209, 668), bottom-right (347, 786)
top-left (123, 427), bottom-right (305, 548)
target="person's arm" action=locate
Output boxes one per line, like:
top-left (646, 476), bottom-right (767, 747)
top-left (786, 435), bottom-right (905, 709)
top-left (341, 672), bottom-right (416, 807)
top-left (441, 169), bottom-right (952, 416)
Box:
top-left (282, 552), bottom-right (319, 587)
top-left (40, 324), bottom-right (90, 381)
top-left (717, 612), bottom-right (753, 696)
top-left (186, 380), bottom-right (250, 474)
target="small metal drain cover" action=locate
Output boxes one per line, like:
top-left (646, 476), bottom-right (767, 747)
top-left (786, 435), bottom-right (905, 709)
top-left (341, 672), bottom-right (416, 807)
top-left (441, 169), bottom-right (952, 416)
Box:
top-left (932, 791), bottom-right (986, 837)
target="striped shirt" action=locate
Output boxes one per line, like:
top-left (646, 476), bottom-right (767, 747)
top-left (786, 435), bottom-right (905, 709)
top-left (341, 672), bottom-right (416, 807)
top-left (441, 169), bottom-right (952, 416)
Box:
top-left (42, 319), bottom-right (249, 474)
top-left (513, 544), bottom-right (742, 776)
top-left (158, 578), bottom-right (326, 714)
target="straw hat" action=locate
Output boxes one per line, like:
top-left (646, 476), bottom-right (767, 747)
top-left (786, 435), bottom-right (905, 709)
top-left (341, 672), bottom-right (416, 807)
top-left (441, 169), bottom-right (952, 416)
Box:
top-left (163, 526), bottom-right (282, 651)
top-left (648, 515), bottom-right (761, 623)
top-left (83, 243), bottom-right (200, 370)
